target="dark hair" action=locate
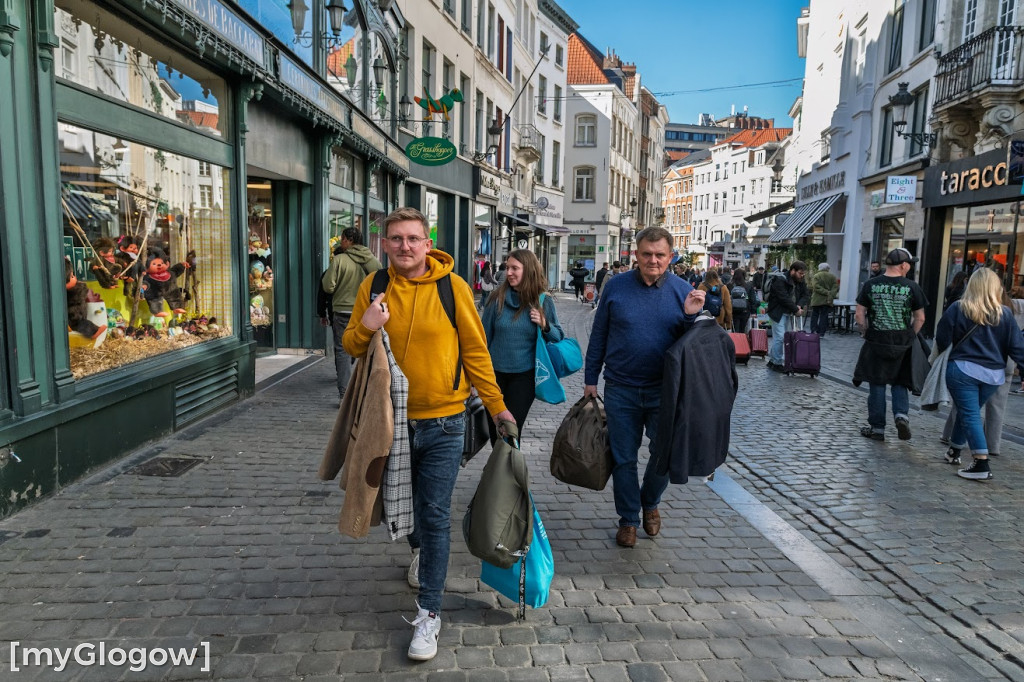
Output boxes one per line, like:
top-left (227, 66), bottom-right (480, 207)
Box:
top-left (612, 261), bottom-right (621, 268)
top-left (789, 260), bottom-right (807, 274)
top-left (341, 227), bottom-right (363, 245)
top-left (490, 249), bottom-right (548, 317)
top-left (383, 207), bottom-right (430, 238)
top-left (733, 269), bottom-right (746, 285)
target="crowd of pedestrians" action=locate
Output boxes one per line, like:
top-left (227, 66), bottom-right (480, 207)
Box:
top-left (324, 209), bottom-right (1024, 663)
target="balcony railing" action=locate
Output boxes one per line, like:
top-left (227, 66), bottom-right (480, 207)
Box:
top-left (514, 124), bottom-right (541, 163)
top-left (935, 25), bottom-right (1024, 107)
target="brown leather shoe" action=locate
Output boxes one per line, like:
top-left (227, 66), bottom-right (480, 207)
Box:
top-left (642, 509), bottom-right (661, 537)
top-left (615, 525), bottom-right (637, 548)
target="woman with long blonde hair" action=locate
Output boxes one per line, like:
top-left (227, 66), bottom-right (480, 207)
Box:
top-left (481, 249), bottom-right (565, 443)
top-left (935, 267), bottom-right (1024, 481)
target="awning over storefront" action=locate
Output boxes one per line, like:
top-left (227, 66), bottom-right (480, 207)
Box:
top-left (744, 198), bottom-right (794, 224)
top-left (498, 211), bottom-right (570, 234)
top-left (769, 193), bottom-right (842, 243)
top-left (61, 184), bottom-right (113, 223)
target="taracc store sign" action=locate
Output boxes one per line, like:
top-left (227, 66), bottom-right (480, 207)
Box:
top-left (405, 137), bottom-right (457, 166)
top-left (924, 147), bottom-right (1016, 208)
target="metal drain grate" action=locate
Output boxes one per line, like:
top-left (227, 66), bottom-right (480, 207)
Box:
top-left (126, 456), bottom-right (207, 477)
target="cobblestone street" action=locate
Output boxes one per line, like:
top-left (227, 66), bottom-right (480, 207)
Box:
top-left (1, 294), bottom-right (1023, 681)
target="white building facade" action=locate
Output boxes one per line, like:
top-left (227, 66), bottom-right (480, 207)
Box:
top-left (564, 38), bottom-right (643, 274)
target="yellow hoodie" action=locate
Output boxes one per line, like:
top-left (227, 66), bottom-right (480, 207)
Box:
top-left (343, 250), bottom-right (508, 420)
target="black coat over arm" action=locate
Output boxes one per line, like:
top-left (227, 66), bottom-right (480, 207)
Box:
top-left (653, 319), bottom-right (739, 484)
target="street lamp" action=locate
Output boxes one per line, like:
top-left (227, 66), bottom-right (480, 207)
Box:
top-left (888, 82), bottom-right (937, 149)
top-left (399, 94), bottom-right (413, 125)
top-left (472, 119), bottom-right (504, 162)
top-left (289, 0), bottom-right (350, 48)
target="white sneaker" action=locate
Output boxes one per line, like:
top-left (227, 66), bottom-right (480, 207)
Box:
top-left (406, 606), bottom-right (440, 661)
top-left (407, 549), bottom-right (420, 589)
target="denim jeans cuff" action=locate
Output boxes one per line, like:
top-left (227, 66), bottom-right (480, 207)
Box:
top-left (894, 413), bottom-right (909, 421)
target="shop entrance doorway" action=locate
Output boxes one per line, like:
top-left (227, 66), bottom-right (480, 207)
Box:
top-left (247, 179), bottom-right (275, 353)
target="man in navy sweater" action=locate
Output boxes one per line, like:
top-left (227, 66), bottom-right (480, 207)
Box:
top-left (584, 227), bottom-right (706, 547)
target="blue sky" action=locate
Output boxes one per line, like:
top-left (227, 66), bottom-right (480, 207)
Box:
top-left (555, 0), bottom-right (808, 127)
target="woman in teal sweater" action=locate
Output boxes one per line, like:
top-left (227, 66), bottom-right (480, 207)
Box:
top-left (481, 249), bottom-right (564, 443)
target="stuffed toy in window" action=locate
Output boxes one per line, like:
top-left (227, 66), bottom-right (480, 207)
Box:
top-left (141, 248), bottom-right (189, 317)
top-left (65, 256), bottom-right (106, 341)
top-left (90, 236), bottom-right (124, 289)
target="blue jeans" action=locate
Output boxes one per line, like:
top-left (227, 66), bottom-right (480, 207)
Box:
top-left (946, 362), bottom-right (999, 455)
top-left (604, 381), bottom-right (670, 528)
top-left (867, 383), bottom-right (909, 432)
top-left (407, 412), bottom-right (466, 614)
top-left (331, 312), bottom-right (353, 398)
top-left (769, 314), bottom-right (790, 364)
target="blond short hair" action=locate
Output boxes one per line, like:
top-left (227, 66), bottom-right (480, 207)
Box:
top-left (384, 207), bottom-right (430, 238)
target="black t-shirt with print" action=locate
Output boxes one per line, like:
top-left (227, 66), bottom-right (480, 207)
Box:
top-left (856, 275), bottom-right (928, 331)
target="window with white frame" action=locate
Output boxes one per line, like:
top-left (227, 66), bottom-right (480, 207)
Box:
top-left (887, 0), bottom-right (904, 74)
top-left (574, 166), bottom-right (595, 201)
top-left (538, 75), bottom-right (546, 114)
top-left (553, 85), bottom-right (562, 122)
top-left (552, 140), bottom-right (560, 186)
top-left (963, 0), bottom-right (977, 41)
top-left (909, 86), bottom-right (929, 157)
top-left (918, 0), bottom-right (935, 51)
top-left (575, 114), bottom-right (596, 146)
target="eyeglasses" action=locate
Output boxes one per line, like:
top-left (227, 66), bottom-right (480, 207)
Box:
top-left (386, 236), bottom-right (427, 247)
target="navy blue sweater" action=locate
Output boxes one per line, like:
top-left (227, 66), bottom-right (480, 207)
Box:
top-left (482, 290), bottom-right (564, 373)
top-left (585, 270), bottom-right (696, 387)
top-left (936, 302), bottom-right (1024, 371)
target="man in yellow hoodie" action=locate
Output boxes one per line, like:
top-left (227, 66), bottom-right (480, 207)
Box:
top-left (344, 207), bottom-right (513, 662)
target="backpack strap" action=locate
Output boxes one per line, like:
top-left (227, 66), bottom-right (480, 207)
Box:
top-left (435, 274), bottom-right (462, 391)
top-left (370, 268), bottom-right (390, 301)
top-left (370, 269), bottom-right (462, 391)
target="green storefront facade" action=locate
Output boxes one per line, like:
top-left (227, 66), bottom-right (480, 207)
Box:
top-left (0, 0), bottom-right (410, 516)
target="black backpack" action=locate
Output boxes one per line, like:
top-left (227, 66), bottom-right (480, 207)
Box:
top-left (704, 285), bottom-right (723, 317)
top-left (730, 284), bottom-right (748, 311)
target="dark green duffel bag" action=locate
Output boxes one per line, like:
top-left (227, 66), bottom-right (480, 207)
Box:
top-left (462, 421), bottom-right (533, 570)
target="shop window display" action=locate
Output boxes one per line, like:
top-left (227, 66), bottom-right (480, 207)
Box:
top-left (59, 124), bottom-right (234, 379)
top-left (54, 0), bottom-right (229, 140)
top-left (247, 182), bottom-right (274, 349)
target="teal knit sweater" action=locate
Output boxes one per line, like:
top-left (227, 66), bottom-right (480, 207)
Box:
top-left (481, 290), bottom-right (564, 373)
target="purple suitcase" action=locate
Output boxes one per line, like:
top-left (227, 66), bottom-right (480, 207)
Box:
top-left (783, 330), bottom-right (820, 377)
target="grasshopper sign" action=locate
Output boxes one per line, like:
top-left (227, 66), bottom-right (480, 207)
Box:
top-left (405, 137), bottom-right (458, 166)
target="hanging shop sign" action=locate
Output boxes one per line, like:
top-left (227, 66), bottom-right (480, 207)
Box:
top-left (170, 0), bottom-right (266, 67)
top-left (885, 175), bottom-right (917, 204)
top-left (405, 137), bottom-right (458, 166)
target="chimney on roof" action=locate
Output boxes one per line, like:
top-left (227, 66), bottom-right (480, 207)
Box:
top-left (622, 62), bottom-right (636, 76)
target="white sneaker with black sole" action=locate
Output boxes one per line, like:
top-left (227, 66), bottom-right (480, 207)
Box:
top-left (407, 548), bottom-right (420, 589)
top-left (406, 605), bottom-right (441, 661)
top-left (957, 458), bottom-right (993, 481)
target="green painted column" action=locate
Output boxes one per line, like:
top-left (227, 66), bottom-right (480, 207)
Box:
top-left (34, 0), bottom-right (75, 403)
